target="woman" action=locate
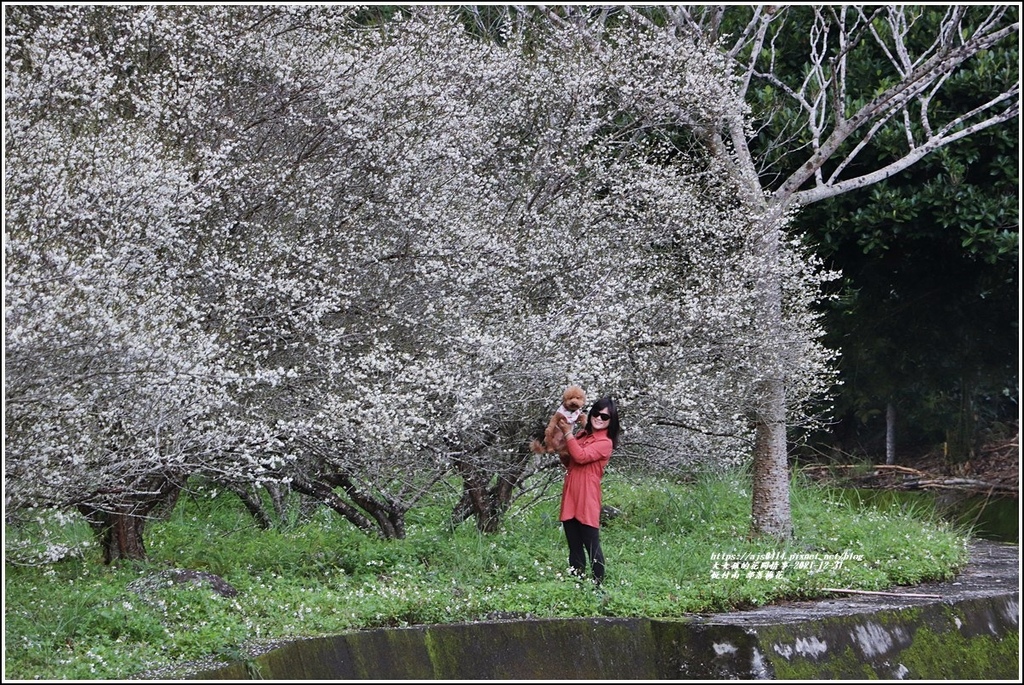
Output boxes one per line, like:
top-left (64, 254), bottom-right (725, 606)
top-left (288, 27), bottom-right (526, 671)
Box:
top-left (558, 396), bottom-right (620, 586)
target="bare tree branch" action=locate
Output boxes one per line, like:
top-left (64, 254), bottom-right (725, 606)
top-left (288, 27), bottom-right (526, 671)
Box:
top-left (772, 6), bottom-right (1018, 204)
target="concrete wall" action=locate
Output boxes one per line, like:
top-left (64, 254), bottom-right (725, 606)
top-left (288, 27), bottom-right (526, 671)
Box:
top-left (191, 591), bottom-right (1018, 680)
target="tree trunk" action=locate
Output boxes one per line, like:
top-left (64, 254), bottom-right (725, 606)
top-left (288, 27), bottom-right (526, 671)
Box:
top-left (228, 483), bottom-right (274, 530)
top-left (78, 505), bottom-right (147, 564)
top-left (267, 482), bottom-right (290, 521)
top-left (101, 509), bottom-right (149, 563)
top-left (885, 401), bottom-right (897, 465)
top-left (76, 475), bottom-right (183, 564)
top-left (751, 378), bottom-right (793, 538)
top-left (452, 458), bottom-right (503, 533)
top-left (748, 204), bottom-right (794, 539)
top-left (451, 453), bottom-right (529, 533)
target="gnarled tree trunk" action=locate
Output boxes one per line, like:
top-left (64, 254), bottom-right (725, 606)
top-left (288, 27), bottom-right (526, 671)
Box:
top-left (452, 447), bottom-right (533, 533)
top-left (76, 475), bottom-right (183, 564)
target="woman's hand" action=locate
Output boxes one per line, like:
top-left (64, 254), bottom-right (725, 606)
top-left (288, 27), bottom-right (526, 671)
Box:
top-left (557, 415), bottom-right (573, 439)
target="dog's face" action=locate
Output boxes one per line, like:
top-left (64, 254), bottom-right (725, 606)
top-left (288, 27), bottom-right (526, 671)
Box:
top-left (562, 386), bottom-right (587, 412)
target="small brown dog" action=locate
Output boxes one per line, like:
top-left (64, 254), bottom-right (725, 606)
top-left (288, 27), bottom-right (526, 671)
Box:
top-left (529, 385), bottom-right (587, 456)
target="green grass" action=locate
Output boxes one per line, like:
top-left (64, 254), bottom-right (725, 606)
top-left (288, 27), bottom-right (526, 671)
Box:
top-left (4, 469), bottom-right (971, 680)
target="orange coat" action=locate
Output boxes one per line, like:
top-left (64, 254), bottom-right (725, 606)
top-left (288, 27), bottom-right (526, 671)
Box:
top-left (559, 429), bottom-right (612, 528)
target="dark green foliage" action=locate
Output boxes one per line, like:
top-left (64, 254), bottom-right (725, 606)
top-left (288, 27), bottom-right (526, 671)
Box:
top-left (799, 114), bottom-right (1018, 459)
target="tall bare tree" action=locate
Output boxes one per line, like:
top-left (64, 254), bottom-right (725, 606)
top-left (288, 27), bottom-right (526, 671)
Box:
top-left (643, 4), bottom-right (1019, 537)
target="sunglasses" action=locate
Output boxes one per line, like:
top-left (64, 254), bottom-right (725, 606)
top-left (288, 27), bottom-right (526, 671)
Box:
top-left (591, 411), bottom-right (611, 421)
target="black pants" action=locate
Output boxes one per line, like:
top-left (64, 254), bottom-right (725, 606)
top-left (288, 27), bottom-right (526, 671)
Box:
top-left (562, 517), bottom-right (604, 584)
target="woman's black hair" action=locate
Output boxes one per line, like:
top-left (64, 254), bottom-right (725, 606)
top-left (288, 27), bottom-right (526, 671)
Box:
top-left (583, 396), bottom-right (620, 448)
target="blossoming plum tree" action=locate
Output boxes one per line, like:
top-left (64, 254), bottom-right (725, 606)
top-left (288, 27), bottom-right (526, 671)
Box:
top-left (5, 5), bottom-right (837, 557)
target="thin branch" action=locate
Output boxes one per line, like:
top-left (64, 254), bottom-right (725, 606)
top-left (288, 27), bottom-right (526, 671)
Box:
top-left (770, 5), bottom-right (1017, 203)
top-left (795, 102), bottom-right (1019, 206)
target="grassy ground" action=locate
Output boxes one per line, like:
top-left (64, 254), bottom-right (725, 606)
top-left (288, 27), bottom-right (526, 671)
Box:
top-left (4, 469), bottom-right (971, 680)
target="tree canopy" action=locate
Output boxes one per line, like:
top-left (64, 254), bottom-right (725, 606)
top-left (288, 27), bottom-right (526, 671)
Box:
top-left (5, 4), bottom-right (1017, 559)
top-left (5, 5), bottom-right (835, 559)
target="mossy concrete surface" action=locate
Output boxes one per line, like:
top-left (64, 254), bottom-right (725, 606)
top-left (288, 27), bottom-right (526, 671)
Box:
top-left (654, 595), bottom-right (1018, 680)
top-left (194, 618), bottom-right (661, 680)
top-left (189, 541), bottom-right (1019, 680)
